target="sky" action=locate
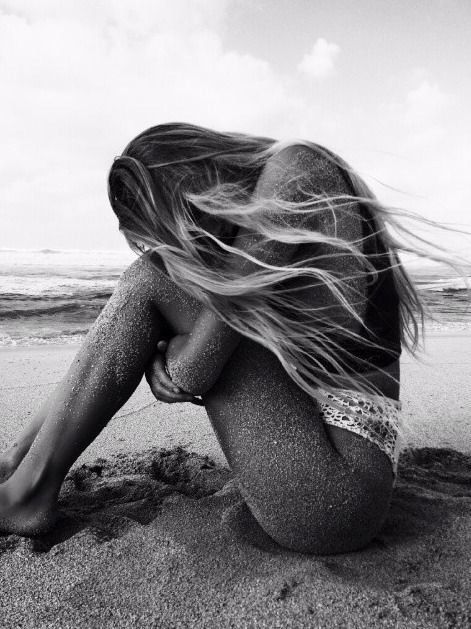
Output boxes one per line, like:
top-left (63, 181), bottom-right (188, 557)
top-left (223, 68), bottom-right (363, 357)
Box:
top-left (0, 0), bottom-right (470, 256)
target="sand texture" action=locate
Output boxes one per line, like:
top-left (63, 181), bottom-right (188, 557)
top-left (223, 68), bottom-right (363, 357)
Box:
top-left (1, 446), bottom-right (471, 628)
top-left (0, 331), bottom-right (470, 628)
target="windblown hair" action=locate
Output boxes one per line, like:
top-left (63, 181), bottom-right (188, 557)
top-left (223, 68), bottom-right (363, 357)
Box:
top-left (108, 122), bottom-right (457, 401)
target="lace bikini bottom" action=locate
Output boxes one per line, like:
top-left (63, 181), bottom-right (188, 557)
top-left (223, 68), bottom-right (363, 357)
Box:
top-left (317, 387), bottom-right (402, 476)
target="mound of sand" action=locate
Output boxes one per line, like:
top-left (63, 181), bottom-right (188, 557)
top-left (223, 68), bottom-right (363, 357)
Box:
top-left (1, 446), bottom-right (471, 628)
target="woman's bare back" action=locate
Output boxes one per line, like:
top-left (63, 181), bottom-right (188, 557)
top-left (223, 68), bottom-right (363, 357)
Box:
top-left (275, 147), bottom-right (400, 398)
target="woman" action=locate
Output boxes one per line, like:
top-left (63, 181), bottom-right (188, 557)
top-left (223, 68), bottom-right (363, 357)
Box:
top-left (0, 123), bottom-right (424, 553)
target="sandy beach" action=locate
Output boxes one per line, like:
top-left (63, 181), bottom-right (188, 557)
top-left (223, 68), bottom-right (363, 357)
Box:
top-left (1, 330), bottom-right (471, 628)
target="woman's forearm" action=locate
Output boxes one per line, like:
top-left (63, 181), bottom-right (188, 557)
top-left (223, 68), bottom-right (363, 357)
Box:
top-left (166, 307), bottom-right (241, 395)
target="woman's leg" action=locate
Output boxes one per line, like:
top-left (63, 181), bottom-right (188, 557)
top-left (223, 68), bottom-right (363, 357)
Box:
top-left (0, 398), bottom-right (51, 481)
top-left (1, 251), bottom-right (393, 552)
top-left (0, 253), bottom-right (204, 535)
top-left (0, 256), bottom-right (198, 480)
top-left (203, 339), bottom-right (394, 554)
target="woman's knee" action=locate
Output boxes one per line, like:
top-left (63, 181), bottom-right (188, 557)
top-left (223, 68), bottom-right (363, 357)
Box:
top-left (118, 253), bottom-right (202, 334)
top-left (240, 465), bottom-right (393, 555)
top-left (117, 253), bottom-right (175, 310)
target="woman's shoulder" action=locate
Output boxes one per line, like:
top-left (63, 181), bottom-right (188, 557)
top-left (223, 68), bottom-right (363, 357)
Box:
top-left (259, 142), bottom-right (351, 198)
top-left (267, 142), bottom-right (334, 172)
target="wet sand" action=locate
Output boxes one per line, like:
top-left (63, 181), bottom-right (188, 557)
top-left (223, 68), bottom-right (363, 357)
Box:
top-left (1, 330), bottom-right (470, 627)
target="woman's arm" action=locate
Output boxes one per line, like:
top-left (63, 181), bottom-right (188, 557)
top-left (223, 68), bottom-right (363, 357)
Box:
top-left (164, 310), bottom-right (240, 395)
top-left (165, 145), bottom-right (332, 395)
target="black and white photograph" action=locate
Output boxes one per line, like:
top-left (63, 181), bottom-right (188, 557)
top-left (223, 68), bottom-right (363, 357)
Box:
top-left (1, 1), bottom-right (470, 626)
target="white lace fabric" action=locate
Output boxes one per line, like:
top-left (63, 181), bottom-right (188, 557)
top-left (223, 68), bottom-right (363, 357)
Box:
top-left (317, 387), bottom-right (402, 475)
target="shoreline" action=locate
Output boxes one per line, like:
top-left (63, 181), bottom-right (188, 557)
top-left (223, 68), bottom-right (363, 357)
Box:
top-left (1, 323), bottom-right (469, 349)
top-left (1, 327), bottom-right (470, 458)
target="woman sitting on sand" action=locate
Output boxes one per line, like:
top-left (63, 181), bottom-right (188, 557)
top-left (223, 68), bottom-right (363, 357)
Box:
top-left (0, 123), bottom-right (425, 553)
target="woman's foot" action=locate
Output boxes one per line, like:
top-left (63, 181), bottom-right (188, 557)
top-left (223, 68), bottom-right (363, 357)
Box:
top-left (0, 481), bottom-right (58, 536)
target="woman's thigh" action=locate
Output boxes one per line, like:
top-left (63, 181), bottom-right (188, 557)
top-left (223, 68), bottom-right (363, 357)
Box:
top-left (203, 339), bottom-right (394, 554)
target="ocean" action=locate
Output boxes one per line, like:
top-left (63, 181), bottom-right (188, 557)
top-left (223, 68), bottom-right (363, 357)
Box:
top-left (0, 249), bottom-right (470, 346)
top-left (0, 249), bottom-right (134, 346)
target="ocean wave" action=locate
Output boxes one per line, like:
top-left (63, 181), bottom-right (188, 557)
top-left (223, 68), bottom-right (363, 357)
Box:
top-left (0, 290), bottom-right (112, 301)
top-left (415, 276), bottom-right (471, 293)
top-left (0, 332), bottom-right (86, 347)
top-left (0, 292), bottom-right (112, 319)
top-left (0, 274), bottom-right (118, 295)
top-left (0, 254), bottom-right (469, 346)
top-left (420, 285), bottom-right (469, 294)
top-left (0, 248), bottom-right (135, 270)
top-left (424, 320), bottom-right (471, 331)
top-left (0, 304), bottom-right (106, 320)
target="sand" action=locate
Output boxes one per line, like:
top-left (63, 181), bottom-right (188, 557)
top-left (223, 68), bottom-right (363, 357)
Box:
top-left (0, 330), bottom-right (470, 628)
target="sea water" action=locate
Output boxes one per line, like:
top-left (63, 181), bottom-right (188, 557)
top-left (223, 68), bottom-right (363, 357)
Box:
top-left (0, 249), bottom-right (134, 346)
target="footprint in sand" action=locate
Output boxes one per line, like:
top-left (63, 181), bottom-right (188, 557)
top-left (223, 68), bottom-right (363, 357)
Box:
top-left (0, 447), bottom-right (232, 554)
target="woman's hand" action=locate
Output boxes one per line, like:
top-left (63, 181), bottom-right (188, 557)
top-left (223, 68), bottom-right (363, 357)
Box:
top-left (145, 338), bottom-right (204, 405)
top-left (162, 333), bottom-right (203, 396)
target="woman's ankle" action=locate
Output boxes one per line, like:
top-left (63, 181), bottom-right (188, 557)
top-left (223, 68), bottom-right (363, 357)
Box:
top-left (0, 450), bottom-right (61, 508)
top-left (0, 437), bottom-right (35, 479)
top-left (0, 446), bottom-right (23, 482)
top-left (0, 478), bottom-right (58, 536)
top-left (1, 466), bottom-right (58, 514)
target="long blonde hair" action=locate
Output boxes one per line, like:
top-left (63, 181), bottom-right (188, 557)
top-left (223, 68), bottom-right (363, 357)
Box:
top-left (107, 122), bottom-right (455, 399)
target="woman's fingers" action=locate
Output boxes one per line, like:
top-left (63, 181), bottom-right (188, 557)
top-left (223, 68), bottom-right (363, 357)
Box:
top-left (147, 373), bottom-right (195, 403)
top-left (156, 339), bottom-right (168, 353)
top-left (152, 386), bottom-right (197, 404)
top-left (146, 353), bottom-right (201, 404)
top-left (152, 352), bottom-right (181, 393)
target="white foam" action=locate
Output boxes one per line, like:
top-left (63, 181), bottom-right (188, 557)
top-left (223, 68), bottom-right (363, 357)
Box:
top-left (0, 333), bottom-right (85, 347)
top-left (0, 274), bottom-right (116, 296)
top-left (418, 277), bottom-right (471, 292)
top-left (0, 248), bottom-right (135, 269)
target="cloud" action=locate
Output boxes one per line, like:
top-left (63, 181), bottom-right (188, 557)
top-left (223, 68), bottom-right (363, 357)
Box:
top-left (0, 3), bottom-right (467, 252)
top-left (404, 80), bottom-right (453, 127)
top-left (0, 0), bottom-right (307, 249)
top-left (297, 38), bottom-right (340, 79)
top-left (0, 0), bottom-right (230, 33)
top-left (378, 79), bottom-right (455, 153)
